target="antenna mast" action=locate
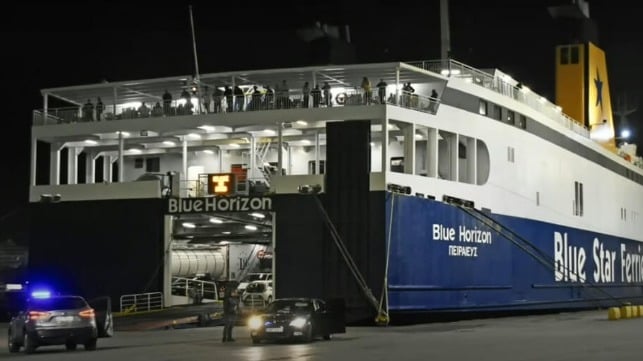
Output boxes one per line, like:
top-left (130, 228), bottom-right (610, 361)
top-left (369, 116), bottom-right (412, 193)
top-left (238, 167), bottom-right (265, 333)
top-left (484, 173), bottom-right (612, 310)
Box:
top-left (440, 0), bottom-right (451, 60)
top-left (189, 5), bottom-right (200, 81)
top-left (188, 5), bottom-right (203, 113)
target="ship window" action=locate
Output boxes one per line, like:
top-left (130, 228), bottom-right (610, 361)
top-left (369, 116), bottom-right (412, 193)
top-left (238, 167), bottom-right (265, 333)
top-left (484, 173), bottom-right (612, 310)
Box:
top-left (146, 157), bottom-right (160, 172)
top-left (478, 100), bottom-right (488, 115)
top-left (458, 135), bottom-right (476, 184)
top-left (507, 146), bottom-right (515, 163)
top-left (570, 46), bottom-right (579, 64)
top-left (438, 131), bottom-right (457, 181)
top-left (493, 104), bottom-right (502, 121)
top-left (517, 114), bottom-right (527, 129)
top-left (390, 157), bottom-right (404, 173)
top-left (536, 191), bottom-right (540, 206)
top-left (507, 110), bottom-right (515, 124)
top-left (560, 47), bottom-right (569, 65)
top-left (621, 207), bottom-right (627, 221)
top-left (574, 181), bottom-right (584, 217)
top-left (308, 160), bottom-right (325, 174)
top-left (476, 139), bottom-right (490, 185)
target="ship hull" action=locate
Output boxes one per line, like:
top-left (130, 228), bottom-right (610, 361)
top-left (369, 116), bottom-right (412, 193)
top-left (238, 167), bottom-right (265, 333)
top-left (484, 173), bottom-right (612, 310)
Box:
top-left (386, 193), bottom-right (643, 312)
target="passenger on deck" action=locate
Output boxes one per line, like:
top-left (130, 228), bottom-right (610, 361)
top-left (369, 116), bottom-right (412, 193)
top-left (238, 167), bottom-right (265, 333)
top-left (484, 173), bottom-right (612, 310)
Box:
top-left (250, 85), bottom-right (262, 111)
top-left (138, 102), bottom-right (150, 117)
top-left (264, 85), bottom-right (274, 109)
top-left (376, 79), bottom-right (387, 104)
top-left (311, 84), bottom-right (322, 107)
top-left (202, 86), bottom-right (210, 114)
top-left (213, 87), bottom-right (223, 113)
top-left (95, 97), bottom-right (104, 121)
top-left (180, 84), bottom-right (191, 104)
top-left (224, 86), bottom-right (233, 112)
top-left (152, 102), bottom-right (163, 117)
top-left (82, 99), bottom-right (94, 122)
top-left (322, 82), bottom-right (331, 107)
top-left (162, 90), bottom-right (173, 116)
top-left (234, 85), bottom-right (245, 111)
top-left (361, 77), bottom-right (372, 104)
top-left (430, 89), bottom-right (439, 112)
top-left (402, 82), bottom-right (415, 107)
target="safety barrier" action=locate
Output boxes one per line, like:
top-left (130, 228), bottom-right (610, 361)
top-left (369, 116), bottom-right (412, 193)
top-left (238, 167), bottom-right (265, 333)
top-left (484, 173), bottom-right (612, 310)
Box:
top-left (607, 304), bottom-right (643, 320)
top-left (119, 292), bottom-right (164, 313)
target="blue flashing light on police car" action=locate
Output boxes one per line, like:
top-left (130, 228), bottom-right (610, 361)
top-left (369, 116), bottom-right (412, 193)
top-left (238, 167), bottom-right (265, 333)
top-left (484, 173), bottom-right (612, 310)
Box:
top-left (31, 290), bottom-right (52, 299)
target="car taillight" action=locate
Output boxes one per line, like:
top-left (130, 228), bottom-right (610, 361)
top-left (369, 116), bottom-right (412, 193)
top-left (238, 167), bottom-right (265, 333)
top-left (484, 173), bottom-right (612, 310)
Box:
top-left (28, 311), bottom-right (50, 321)
top-left (79, 308), bottom-right (95, 318)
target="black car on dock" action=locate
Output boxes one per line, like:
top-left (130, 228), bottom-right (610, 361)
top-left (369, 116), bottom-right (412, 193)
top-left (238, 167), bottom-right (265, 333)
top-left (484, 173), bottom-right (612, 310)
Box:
top-left (247, 298), bottom-right (345, 344)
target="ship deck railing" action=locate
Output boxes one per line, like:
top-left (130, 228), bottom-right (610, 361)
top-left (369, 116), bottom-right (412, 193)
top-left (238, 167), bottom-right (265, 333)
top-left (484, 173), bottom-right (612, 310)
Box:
top-left (408, 59), bottom-right (590, 139)
top-left (32, 88), bottom-right (441, 126)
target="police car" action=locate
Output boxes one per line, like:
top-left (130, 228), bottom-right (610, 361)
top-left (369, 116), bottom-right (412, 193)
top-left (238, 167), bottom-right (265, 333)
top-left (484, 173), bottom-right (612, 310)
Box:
top-left (7, 290), bottom-right (107, 354)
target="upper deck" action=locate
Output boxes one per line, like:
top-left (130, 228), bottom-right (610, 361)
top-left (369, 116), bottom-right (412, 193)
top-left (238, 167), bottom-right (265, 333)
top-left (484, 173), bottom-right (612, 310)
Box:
top-left (29, 59), bottom-right (642, 203)
top-left (33, 59), bottom-right (589, 140)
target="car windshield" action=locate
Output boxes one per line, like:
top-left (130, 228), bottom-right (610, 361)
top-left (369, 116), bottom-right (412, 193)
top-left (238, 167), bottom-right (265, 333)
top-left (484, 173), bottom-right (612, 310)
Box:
top-left (245, 283), bottom-right (266, 293)
top-left (243, 274), bottom-right (270, 283)
top-left (28, 296), bottom-right (87, 310)
top-left (266, 300), bottom-right (313, 314)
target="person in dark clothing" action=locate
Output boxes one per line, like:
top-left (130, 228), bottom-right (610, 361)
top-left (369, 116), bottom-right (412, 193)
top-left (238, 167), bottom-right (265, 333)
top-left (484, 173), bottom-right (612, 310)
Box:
top-left (162, 90), bottom-right (173, 116)
top-left (82, 99), bottom-right (94, 121)
top-left (311, 84), bottom-right (322, 107)
top-left (95, 97), bottom-right (104, 120)
top-left (322, 82), bottom-right (331, 107)
top-left (224, 86), bottom-right (233, 112)
top-left (376, 79), bottom-right (387, 104)
top-left (234, 85), bottom-right (245, 111)
top-left (264, 85), bottom-right (274, 109)
top-left (222, 286), bottom-right (239, 342)
top-left (250, 85), bottom-right (262, 111)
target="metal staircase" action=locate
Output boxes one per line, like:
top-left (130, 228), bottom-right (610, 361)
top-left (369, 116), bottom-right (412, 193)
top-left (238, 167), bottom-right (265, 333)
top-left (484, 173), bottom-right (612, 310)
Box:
top-left (242, 139), bottom-right (273, 189)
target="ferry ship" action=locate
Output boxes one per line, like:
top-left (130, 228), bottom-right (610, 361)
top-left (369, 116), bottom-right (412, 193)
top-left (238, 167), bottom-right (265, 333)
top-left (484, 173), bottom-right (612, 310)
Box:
top-left (26, 1), bottom-right (643, 321)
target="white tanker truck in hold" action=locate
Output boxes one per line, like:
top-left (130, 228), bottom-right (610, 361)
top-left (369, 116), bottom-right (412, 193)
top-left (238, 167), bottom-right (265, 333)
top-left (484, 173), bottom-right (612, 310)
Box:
top-left (169, 243), bottom-right (272, 306)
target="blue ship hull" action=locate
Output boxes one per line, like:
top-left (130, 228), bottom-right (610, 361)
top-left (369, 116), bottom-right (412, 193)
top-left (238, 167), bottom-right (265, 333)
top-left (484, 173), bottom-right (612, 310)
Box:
top-left (386, 193), bottom-right (643, 312)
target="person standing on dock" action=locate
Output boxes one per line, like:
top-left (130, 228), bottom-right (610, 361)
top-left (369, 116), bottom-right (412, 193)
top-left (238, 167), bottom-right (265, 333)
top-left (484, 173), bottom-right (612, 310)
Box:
top-left (222, 285), bottom-right (239, 342)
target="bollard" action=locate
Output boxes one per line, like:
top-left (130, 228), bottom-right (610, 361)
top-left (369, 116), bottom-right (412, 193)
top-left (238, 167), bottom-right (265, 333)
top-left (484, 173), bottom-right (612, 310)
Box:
top-left (607, 307), bottom-right (621, 320)
top-left (620, 306), bottom-right (632, 319)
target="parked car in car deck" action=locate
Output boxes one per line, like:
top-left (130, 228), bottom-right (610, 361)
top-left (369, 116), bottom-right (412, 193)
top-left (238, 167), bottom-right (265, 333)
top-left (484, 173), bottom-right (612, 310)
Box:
top-left (236, 273), bottom-right (272, 294)
top-left (241, 280), bottom-right (273, 309)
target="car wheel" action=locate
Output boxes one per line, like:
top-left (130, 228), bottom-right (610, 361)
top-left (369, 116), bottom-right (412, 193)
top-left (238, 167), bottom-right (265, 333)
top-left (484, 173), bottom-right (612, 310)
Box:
top-left (65, 342), bottom-right (77, 351)
top-left (23, 333), bottom-right (36, 354)
top-left (251, 336), bottom-right (261, 345)
top-left (8, 330), bottom-right (20, 353)
top-left (323, 334), bottom-right (332, 341)
top-left (84, 338), bottom-right (97, 351)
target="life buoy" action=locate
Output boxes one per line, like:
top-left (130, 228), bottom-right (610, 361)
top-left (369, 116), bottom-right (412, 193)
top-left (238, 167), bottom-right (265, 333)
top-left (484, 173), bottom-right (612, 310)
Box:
top-left (335, 93), bottom-right (347, 105)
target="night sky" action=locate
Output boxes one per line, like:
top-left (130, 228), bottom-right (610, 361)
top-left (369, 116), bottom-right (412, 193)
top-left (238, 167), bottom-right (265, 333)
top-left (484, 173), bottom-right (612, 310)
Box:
top-left (0, 0), bottom-right (641, 219)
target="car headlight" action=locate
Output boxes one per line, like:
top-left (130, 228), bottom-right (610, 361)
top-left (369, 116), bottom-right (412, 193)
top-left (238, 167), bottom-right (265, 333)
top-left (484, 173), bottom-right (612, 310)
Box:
top-left (289, 317), bottom-right (307, 328)
top-left (248, 316), bottom-right (263, 330)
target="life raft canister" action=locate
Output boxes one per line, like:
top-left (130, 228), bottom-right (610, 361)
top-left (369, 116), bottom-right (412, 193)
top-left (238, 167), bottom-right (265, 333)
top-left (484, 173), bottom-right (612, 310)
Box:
top-left (335, 93), bottom-right (347, 105)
